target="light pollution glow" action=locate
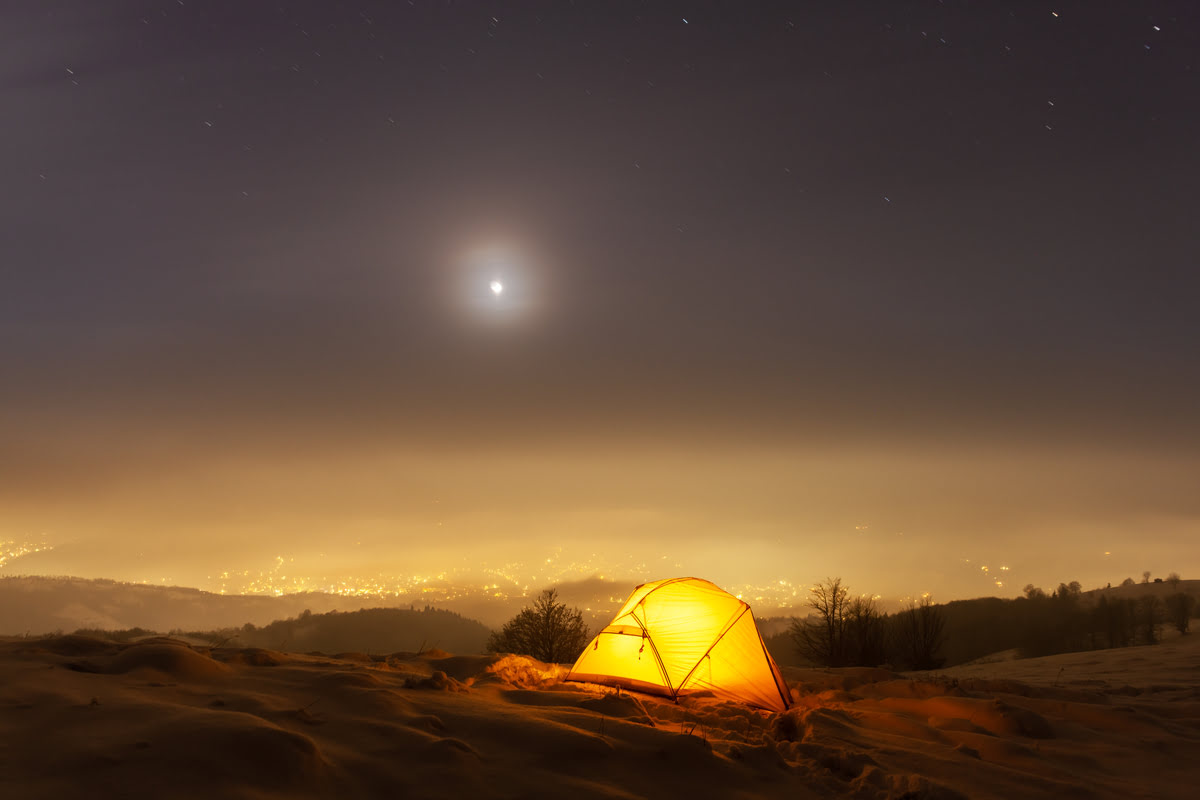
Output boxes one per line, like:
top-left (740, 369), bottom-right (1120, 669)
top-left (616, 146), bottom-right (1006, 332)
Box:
top-left (3, 2), bottom-right (1198, 618)
top-left (3, 435), bottom-right (1188, 622)
top-left (0, 535), bottom-right (1018, 625)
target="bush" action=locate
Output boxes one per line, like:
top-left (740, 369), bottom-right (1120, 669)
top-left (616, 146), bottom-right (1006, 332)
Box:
top-left (486, 589), bottom-right (590, 664)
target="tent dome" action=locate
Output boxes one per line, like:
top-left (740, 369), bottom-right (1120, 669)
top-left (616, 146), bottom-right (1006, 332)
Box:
top-left (566, 577), bottom-right (791, 712)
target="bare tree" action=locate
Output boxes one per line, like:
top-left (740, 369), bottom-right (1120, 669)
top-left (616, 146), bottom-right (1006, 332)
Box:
top-left (895, 596), bottom-right (946, 670)
top-left (1142, 571), bottom-right (1152, 584)
top-left (486, 588), bottom-right (590, 663)
top-left (1165, 593), bottom-right (1195, 634)
top-left (1166, 572), bottom-right (1181, 589)
top-left (789, 578), bottom-right (849, 667)
top-left (1138, 595), bottom-right (1162, 645)
top-left (846, 595), bottom-right (887, 667)
top-left (1094, 595), bottom-right (1135, 649)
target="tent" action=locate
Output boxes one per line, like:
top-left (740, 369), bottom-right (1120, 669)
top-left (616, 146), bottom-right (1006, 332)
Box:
top-left (566, 577), bottom-right (791, 712)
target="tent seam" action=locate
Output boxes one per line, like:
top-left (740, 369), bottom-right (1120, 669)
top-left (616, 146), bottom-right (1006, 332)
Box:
top-left (754, 626), bottom-right (792, 710)
top-left (674, 604), bottom-right (750, 696)
top-left (630, 605), bottom-right (674, 694)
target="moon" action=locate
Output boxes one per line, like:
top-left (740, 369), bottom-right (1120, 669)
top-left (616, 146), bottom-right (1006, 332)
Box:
top-left (490, 280), bottom-right (504, 296)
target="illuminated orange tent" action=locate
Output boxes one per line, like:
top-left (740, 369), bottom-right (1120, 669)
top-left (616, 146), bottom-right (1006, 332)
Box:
top-left (566, 577), bottom-right (791, 712)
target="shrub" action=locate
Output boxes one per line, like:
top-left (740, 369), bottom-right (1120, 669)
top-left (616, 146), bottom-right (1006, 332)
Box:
top-left (486, 589), bottom-right (590, 664)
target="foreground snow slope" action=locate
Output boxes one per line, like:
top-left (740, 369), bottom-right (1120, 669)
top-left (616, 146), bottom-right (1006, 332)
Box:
top-left (1, 633), bottom-right (1197, 799)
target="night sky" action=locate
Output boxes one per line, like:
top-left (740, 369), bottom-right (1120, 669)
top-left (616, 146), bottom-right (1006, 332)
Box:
top-left (3, 1), bottom-right (1198, 602)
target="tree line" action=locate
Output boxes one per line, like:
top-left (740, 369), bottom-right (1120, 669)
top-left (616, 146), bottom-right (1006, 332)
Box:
top-left (779, 575), bottom-right (1196, 670)
top-left (1006, 579), bottom-right (1193, 657)
top-left (784, 577), bottom-right (948, 670)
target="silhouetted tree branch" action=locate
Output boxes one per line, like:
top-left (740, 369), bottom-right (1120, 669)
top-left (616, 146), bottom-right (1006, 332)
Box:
top-left (895, 596), bottom-right (946, 670)
top-left (789, 577), bottom-right (849, 667)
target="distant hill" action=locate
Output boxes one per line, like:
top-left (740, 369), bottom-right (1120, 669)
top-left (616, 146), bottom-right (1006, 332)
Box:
top-left (1091, 578), bottom-right (1200, 603)
top-left (940, 579), bottom-right (1200, 665)
top-left (0, 574), bottom-right (638, 635)
top-left (224, 606), bottom-right (492, 655)
top-left (0, 576), bottom-right (416, 635)
top-left (1, 577), bottom-right (493, 655)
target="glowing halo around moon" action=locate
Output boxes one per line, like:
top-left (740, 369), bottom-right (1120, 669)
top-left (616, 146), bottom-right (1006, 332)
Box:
top-left (447, 239), bottom-right (552, 328)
